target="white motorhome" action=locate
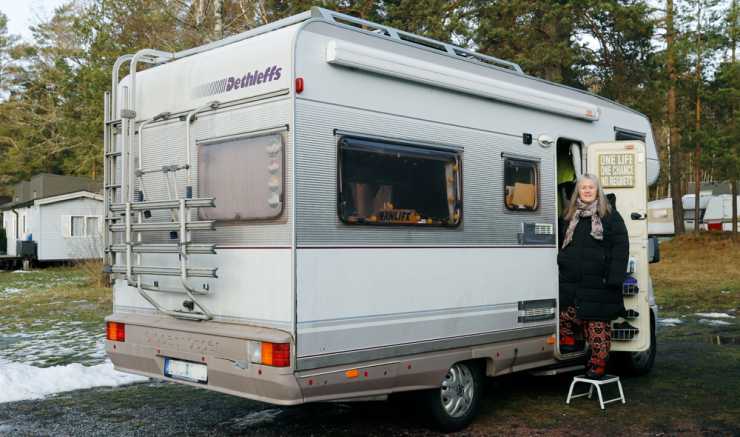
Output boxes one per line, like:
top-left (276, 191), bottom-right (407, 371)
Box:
top-left (104, 8), bottom-right (660, 430)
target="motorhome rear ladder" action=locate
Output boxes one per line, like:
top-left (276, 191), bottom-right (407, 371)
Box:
top-left (104, 50), bottom-right (219, 321)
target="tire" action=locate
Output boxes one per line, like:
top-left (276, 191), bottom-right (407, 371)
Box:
top-left (612, 311), bottom-right (656, 376)
top-left (424, 361), bottom-right (483, 433)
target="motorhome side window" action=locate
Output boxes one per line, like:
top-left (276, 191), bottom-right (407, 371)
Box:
top-left (504, 158), bottom-right (539, 211)
top-left (338, 136), bottom-right (462, 226)
top-left (198, 133), bottom-right (284, 221)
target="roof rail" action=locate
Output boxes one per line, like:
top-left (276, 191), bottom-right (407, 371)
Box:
top-left (173, 10), bottom-right (314, 60)
top-left (311, 7), bottom-right (524, 74)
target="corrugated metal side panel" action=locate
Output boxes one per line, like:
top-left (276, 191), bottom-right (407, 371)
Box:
top-left (294, 99), bottom-right (556, 246)
top-left (135, 97), bottom-right (292, 246)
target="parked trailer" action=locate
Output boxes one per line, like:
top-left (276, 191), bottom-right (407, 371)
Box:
top-left (647, 193), bottom-right (713, 236)
top-left (704, 194), bottom-right (740, 231)
top-left (104, 8), bottom-right (659, 431)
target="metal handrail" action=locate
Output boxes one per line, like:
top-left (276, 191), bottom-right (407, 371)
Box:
top-left (111, 54), bottom-right (134, 121)
top-left (184, 101), bottom-right (221, 198)
top-left (127, 49), bottom-right (175, 204)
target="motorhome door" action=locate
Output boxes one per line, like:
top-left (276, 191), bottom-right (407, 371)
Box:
top-left (586, 140), bottom-right (650, 352)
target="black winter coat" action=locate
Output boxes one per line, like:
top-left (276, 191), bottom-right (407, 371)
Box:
top-left (557, 210), bottom-right (629, 321)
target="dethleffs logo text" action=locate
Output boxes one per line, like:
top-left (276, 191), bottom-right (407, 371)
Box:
top-left (194, 65), bottom-right (283, 98)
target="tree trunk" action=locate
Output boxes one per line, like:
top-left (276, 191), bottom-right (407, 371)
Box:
top-left (694, 3), bottom-right (703, 233)
top-left (667, 0), bottom-right (684, 234)
top-left (732, 0), bottom-right (738, 237)
top-left (214, 0), bottom-right (224, 40)
top-left (196, 0), bottom-right (206, 27)
top-left (733, 180), bottom-right (738, 235)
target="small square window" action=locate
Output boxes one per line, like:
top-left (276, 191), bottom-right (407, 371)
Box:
top-left (504, 158), bottom-right (539, 211)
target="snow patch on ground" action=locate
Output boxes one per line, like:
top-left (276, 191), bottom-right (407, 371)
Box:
top-left (0, 321), bottom-right (104, 367)
top-left (694, 313), bottom-right (735, 319)
top-left (228, 409), bottom-right (284, 428)
top-left (0, 359), bottom-right (147, 403)
top-left (11, 270), bottom-right (32, 274)
top-left (1, 287), bottom-right (24, 295)
top-left (699, 319), bottom-right (732, 327)
top-left (658, 318), bottom-right (684, 327)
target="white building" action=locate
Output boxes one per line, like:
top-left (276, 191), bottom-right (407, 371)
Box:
top-left (1, 174), bottom-right (103, 261)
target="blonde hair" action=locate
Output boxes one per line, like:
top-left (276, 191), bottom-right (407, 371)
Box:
top-left (563, 173), bottom-right (612, 220)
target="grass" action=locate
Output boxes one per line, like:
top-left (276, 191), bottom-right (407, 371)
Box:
top-left (0, 265), bottom-right (111, 366)
top-left (0, 266), bottom-right (110, 330)
top-left (651, 232), bottom-right (740, 314)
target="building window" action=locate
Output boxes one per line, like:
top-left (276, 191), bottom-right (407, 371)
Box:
top-left (504, 158), bottom-right (539, 211)
top-left (71, 216), bottom-right (85, 236)
top-left (197, 133), bottom-right (284, 221)
top-left (85, 217), bottom-right (99, 236)
top-left (65, 215), bottom-right (101, 238)
top-left (338, 136), bottom-right (462, 226)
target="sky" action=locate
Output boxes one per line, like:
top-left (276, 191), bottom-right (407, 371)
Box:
top-left (1, 0), bottom-right (69, 42)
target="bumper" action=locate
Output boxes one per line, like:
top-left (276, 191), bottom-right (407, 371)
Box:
top-left (105, 313), bottom-right (304, 405)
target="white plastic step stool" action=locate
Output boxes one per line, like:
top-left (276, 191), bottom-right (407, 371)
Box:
top-left (566, 375), bottom-right (626, 410)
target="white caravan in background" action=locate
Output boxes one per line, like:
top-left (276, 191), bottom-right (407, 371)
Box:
top-left (648, 193), bottom-right (713, 236)
top-left (104, 8), bottom-right (660, 431)
top-left (704, 194), bottom-right (740, 231)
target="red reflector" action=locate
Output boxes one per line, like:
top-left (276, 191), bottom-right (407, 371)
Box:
top-left (295, 77), bottom-right (304, 94)
top-left (271, 343), bottom-right (291, 367)
top-left (106, 321), bottom-right (125, 342)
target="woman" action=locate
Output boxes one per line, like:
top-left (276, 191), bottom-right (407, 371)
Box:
top-left (558, 174), bottom-right (629, 379)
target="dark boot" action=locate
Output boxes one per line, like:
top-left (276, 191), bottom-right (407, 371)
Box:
top-left (585, 358), bottom-right (607, 379)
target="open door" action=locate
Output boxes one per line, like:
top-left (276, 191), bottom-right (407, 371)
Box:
top-left (586, 140), bottom-right (650, 353)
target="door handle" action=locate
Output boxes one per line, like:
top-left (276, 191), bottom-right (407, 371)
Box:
top-left (631, 212), bottom-right (646, 220)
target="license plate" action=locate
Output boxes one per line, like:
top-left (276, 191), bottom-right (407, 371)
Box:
top-left (164, 358), bottom-right (208, 383)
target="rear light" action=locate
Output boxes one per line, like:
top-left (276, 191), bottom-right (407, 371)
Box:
top-left (708, 222), bottom-right (722, 231)
top-left (249, 341), bottom-right (290, 367)
top-left (106, 321), bottom-right (125, 342)
top-left (295, 77), bottom-right (304, 94)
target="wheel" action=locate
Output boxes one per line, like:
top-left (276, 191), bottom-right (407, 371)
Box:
top-left (612, 311), bottom-right (656, 376)
top-left (424, 361), bottom-right (483, 432)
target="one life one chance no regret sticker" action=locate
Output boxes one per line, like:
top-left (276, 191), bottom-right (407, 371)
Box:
top-left (599, 153), bottom-right (635, 188)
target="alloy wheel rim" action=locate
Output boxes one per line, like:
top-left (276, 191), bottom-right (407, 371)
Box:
top-left (440, 363), bottom-right (475, 418)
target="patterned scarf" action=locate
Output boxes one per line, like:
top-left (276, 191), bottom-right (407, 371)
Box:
top-left (562, 198), bottom-right (604, 249)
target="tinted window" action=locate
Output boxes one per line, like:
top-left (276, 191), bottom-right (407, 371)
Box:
top-left (338, 137), bottom-right (462, 226)
top-left (504, 158), bottom-right (538, 211)
top-left (615, 128), bottom-right (646, 141)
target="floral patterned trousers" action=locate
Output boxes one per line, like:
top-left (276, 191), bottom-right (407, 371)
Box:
top-left (559, 305), bottom-right (612, 368)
